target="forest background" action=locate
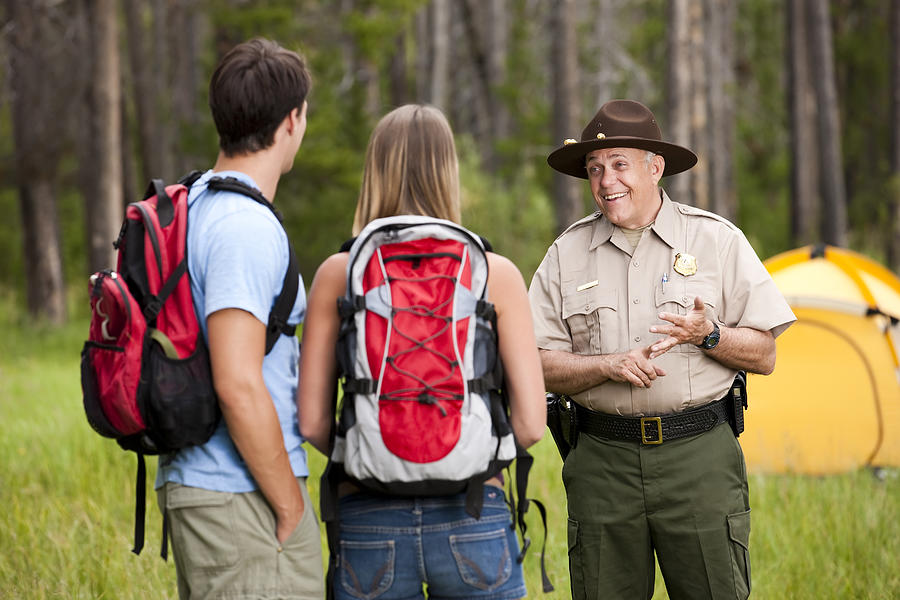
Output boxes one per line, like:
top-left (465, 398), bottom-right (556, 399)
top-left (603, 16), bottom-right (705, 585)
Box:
top-left (3, 0), bottom-right (900, 322)
top-left (2, 1), bottom-right (900, 598)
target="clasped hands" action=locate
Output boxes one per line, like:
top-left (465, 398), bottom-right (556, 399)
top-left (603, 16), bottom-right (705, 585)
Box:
top-left (604, 296), bottom-right (714, 388)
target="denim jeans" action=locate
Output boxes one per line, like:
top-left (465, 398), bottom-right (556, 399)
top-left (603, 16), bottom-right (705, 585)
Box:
top-left (335, 486), bottom-right (527, 600)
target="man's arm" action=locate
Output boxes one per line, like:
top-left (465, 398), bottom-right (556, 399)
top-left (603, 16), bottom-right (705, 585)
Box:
top-left (207, 308), bottom-right (303, 544)
top-left (650, 296), bottom-right (776, 374)
top-left (541, 346), bottom-right (667, 396)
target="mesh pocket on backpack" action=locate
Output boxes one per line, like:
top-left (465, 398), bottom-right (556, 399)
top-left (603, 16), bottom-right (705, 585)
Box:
top-left (144, 337), bottom-right (220, 453)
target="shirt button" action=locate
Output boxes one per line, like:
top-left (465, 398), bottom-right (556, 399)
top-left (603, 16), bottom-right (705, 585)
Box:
top-left (633, 298), bottom-right (640, 304)
top-left (634, 336), bottom-right (642, 342)
top-left (633, 260), bottom-right (640, 267)
top-left (585, 304), bottom-right (592, 311)
top-left (682, 296), bottom-right (688, 303)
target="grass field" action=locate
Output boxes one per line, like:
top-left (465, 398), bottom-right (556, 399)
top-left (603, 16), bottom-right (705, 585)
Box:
top-left (1, 308), bottom-right (898, 599)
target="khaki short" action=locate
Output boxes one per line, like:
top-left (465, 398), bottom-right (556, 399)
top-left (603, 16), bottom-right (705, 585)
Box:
top-left (157, 477), bottom-right (324, 599)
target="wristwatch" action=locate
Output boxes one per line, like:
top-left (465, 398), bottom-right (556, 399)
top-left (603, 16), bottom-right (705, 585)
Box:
top-left (697, 321), bottom-right (720, 349)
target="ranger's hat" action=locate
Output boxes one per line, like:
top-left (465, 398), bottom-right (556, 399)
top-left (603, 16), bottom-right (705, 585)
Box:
top-left (547, 99), bottom-right (698, 179)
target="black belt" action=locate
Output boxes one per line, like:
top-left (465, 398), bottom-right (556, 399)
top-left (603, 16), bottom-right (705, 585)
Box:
top-left (574, 394), bottom-right (732, 445)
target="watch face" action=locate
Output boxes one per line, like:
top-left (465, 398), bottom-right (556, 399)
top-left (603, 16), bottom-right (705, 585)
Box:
top-left (702, 323), bottom-right (720, 349)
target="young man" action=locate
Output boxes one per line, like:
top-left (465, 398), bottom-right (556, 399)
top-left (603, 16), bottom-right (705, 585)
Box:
top-left (530, 99), bottom-right (795, 599)
top-left (155, 38), bottom-right (323, 599)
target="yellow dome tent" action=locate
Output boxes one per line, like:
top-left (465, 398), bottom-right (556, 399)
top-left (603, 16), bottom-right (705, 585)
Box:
top-left (742, 245), bottom-right (900, 474)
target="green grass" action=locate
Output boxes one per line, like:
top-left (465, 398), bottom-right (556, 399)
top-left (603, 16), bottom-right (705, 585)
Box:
top-left (1, 311), bottom-right (898, 599)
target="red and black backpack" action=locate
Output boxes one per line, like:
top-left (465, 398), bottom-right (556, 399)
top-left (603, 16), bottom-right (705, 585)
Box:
top-left (80, 172), bottom-right (299, 556)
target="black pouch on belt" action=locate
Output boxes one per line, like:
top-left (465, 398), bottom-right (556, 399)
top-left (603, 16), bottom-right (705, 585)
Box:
top-left (729, 371), bottom-right (748, 437)
top-left (545, 393), bottom-right (575, 459)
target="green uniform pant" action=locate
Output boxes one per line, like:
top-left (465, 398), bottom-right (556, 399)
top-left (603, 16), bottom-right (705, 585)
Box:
top-left (563, 422), bottom-right (751, 600)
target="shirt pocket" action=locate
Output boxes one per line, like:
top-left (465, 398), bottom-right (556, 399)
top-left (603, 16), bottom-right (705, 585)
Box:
top-left (562, 285), bottom-right (617, 355)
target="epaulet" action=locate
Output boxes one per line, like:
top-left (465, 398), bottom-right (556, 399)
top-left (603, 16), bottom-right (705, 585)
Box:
top-left (557, 211), bottom-right (603, 240)
top-left (673, 202), bottom-right (739, 232)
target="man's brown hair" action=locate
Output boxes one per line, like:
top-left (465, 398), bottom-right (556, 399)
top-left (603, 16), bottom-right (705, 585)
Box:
top-left (209, 38), bottom-right (311, 156)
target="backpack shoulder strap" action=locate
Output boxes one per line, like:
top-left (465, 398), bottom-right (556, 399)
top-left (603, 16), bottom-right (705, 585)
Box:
top-left (205, 176), bottom-right (299, 354)
top-left (177, 170), bottom-right (204, 187)
top-left (338, 237), bottom-right (356, 253)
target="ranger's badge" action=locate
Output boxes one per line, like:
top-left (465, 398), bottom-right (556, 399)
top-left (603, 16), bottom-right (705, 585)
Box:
top-left (673, 252), bottom-right (698, 276)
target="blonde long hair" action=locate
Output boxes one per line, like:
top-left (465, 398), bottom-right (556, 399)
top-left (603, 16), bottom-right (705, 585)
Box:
top-left (352, 104), bottom-right (461, 235)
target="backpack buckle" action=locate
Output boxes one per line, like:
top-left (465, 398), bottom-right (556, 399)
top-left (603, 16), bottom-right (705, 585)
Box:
top-left (143, 296), bottom-right (163, 322)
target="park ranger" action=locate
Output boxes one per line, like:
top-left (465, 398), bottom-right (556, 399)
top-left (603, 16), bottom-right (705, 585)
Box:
top-left (529, 99), bottom-right (795, 600)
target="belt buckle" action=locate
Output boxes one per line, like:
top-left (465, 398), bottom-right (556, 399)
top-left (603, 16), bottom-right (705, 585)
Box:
top-left (640, 416), bottom-right (663, 445)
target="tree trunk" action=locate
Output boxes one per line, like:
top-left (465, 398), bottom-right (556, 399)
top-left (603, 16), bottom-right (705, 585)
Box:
top-left (889, 0), bottom-right (900, 269)
top-left (667, 0), bottom-right (692, 204)
top-left (808, 0), bottom-right (848, 247)
top-left (124, 0), bottom-right (163, 183)
top-left (688, 0), bottom-right (709, 211)
top-left (551, 0), bottom-right (583, 233)
top-left (429, 0), bottom-right (449, 111)
top-left (460, 0), bottom-right (496, 169)
top-left (706, 0), bottom-right (736, 221)
top-left (487, 0), bottom-right (510, 141)
top-left (19, 181), bottom-right (68, 323)
top-left (5, 0), bottom-right (69, 323)
top-left (121, 92), bottom-right (138, 206)
top-left (170, 1), bottom-right (198, 123)
top-left (151, 0), bottom-right (174, 179)
top-left (592, 0), bottom-right (616, 105)
top-left (788, 0), bottom-right (820, 246)
top-left (85, 0), bottom-right (124, 273)
top-left (389, 31), bottom-right (410, 108)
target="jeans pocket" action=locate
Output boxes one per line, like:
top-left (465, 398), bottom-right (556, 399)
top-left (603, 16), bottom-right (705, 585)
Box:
top-left (568, 518), bottom-right (586, 600)
top-left (165, 484), bottom-right (238, 569)
top-left (727, 509), bottom-right (751, 599)
top-left (448, 528), bottom-right (512, 592)
top-left (339, 539), bottom-right (395, 599)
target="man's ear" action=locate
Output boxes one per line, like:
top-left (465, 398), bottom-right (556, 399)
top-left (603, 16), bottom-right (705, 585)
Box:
top-left (289, 102), bottom-right (308, 137)
top-left (651, 154), bottom-right (665, 184)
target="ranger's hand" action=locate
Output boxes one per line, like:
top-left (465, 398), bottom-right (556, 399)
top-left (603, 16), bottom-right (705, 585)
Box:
top-left (603, 346), bottom-right (666, 388)
top-left (649, 296), bottom-right (712, 358)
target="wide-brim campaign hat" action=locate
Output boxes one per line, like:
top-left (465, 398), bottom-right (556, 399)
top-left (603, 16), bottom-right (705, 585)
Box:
top-left (547, 99), bottom-right (698, 179)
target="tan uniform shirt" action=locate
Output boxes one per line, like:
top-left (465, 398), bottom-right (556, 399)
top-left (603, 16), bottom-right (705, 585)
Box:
top-left (529, 190), bottom-right (796, 416)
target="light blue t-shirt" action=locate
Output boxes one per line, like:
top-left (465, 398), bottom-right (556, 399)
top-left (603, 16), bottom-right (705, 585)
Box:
top-left (155, 170), bottom-right (309, 492)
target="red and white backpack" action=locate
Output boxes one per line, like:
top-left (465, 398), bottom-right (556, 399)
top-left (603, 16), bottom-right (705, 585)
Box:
top-left (330, 215), bottom-right (517, 506)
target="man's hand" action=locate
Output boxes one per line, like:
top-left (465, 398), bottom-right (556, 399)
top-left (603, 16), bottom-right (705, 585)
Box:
top-left (274, 493), bottom-right (303, 544)
top-left (604, 346), bottom-right (667, 388)
top-left (649, 296), bottom-right (712, 358)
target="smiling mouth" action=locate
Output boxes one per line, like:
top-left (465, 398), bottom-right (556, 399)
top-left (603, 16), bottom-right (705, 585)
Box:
top-left (603, 192), bottom-right (627, 201)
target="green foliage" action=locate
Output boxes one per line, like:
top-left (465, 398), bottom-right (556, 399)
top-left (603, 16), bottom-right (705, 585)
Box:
top-left (833, 0), bottom-right (893, 259)
top-left (734, 0), bottom-right (793, 259)
top-left (458, 136), bottom-right (556, 280)
top-left (493, 0), bottom-right (553, 187)
top-left (624, 0), bottom-right (667, 109)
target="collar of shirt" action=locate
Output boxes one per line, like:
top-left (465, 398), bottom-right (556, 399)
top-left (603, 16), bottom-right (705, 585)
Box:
top-left (589, 189), bottom-right (680, 251)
